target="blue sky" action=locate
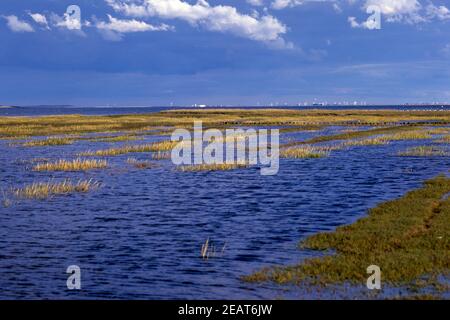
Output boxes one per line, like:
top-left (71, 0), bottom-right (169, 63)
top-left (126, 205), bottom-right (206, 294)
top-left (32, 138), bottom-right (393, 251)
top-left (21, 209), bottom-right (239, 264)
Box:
top-left (1, 0), bottom-right (450, 106)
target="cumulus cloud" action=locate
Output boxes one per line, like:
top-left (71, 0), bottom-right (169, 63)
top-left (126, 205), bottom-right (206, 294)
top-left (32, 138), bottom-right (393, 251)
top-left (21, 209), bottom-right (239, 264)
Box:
top-left (96, 14), bottom-right (173, 40)
top-left (425, 4), bottom-right (450, 20)
top-left (347, 0), bottom-right (450, 27)
top-left (364, 0), bottom-right (423, 23)
top-left (28, 13), bottom-right (50, 29)
top-left (97, 14), bottom-right (173, 32)
top-left (2, 15), bottom-right (34, 33)
top-left (54, 13), bottom-right (82, 30)
top-left (364, 0), bottom-right (450, 23)
top-left (105, 0), bottom-right (290, 47)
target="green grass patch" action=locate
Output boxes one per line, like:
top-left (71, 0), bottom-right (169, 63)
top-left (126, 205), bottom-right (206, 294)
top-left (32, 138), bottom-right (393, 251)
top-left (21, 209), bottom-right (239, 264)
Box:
top-left (243, 175), bottom-right (450, 292)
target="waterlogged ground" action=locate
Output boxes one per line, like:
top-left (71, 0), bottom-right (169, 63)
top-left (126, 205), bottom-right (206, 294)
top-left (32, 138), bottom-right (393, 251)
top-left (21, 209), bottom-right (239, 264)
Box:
top-left (0, 110), bottom-right (449, 299)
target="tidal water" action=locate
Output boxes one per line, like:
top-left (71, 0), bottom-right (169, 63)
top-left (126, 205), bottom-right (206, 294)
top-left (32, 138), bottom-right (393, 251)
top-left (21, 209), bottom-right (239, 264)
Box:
top-left (1, 104), bottom-right (449, 117)
top-left (0, 108), bottom-right (449, 299)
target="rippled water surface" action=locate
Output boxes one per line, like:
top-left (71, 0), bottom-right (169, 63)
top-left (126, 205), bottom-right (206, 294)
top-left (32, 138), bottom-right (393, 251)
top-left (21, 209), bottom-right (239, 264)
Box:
top-left (0, 108), bottom-right (449, 299)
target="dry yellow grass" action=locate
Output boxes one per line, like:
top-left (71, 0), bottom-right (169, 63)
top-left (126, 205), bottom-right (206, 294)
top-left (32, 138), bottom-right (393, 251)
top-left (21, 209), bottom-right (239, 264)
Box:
top-left (79, 141), bottom-right (178, 157)
top-left (22, 137), bottom-right (73, 147)
top-left (33, 158), bottom-right (108, 171)
top-left (91, 135), bottom-right (141, 142)
top-left (280, 146), bottom-right (331, 158)
top-left (343, 136), bottom-right (391, 147)
top-left (1, 109), bottom-right (448, 138)
top-left (423, 127), bottom-right (450, 135)
top-left (178, 162), bottom-right (249, 172)
top-left (383, 130), bottom-right (433, 141)
top-left (14, 179), bottom-right (100, 200)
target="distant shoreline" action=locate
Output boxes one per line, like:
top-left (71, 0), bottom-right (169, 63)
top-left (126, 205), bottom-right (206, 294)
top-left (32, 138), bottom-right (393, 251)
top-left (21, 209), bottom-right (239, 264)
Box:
top-left (3, 104), bottom-right (450, 111)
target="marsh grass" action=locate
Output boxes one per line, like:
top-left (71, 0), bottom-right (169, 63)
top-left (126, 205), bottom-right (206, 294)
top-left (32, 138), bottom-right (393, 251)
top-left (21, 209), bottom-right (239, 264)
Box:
top-left (33, 158), bottom-right (108, 171)
top-left (126, 157), bottom-right (155, 169)
top-left (14, 179), bottom-right (100, 200)
top-left (284, 125), bottom-right (434, 148)
top-left (342, 136), bottom-right (391, 147)
top-left (398, 146), bottom-right (448, 157)
top-left (91, 135), bottom-right (141, 143)
top-left (201, 238), bottom-right (226, 260)
top-left (152, 151), bottom-right (172, 160)
top-left (79, 141), bottom-right (178, 157)
top-left (424, 127), bottom-right (450, 135)
top-left (243, 175), bottom-right (450, 292)
top-left (1, 109), bottom-right (448, 138)
top-left (22, 137), bottom-right (74, 147)
top-left (435, 135), bottom-right (450, 144)
top-left (280, 146), bottom-right (331, 158)
top-left (384, 130), bottom-right (432, 141)
top-left (178, 162), bottom-right (249, 172)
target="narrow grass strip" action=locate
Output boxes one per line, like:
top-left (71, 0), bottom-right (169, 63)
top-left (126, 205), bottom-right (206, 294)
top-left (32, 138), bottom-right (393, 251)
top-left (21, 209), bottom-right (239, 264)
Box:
top-left (178, 162), bottom-right (249, 172)
top-left (33, 158), bottom-right (107, 171)
top-left (14, 179), bottom-right (100, 200)
top-left (79, 141), bottom-right (178, 157)
top-left (22, 137), bottom-right (73, 147)
top-left (398, 146), bottom-right (448, 157)
top-left (280, 146), bottom-right (330, 158)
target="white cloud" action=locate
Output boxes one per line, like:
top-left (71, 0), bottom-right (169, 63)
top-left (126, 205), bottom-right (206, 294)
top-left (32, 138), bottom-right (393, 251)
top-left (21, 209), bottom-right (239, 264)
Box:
top-left (96, 14), bottom-right (173, 32)
top-left (347, 0), bottom-right (450, 26)
top-left (247, 0), bottom-right (264, 6)
top-left (272, 0), bottom-right (303, 10)
top-left (55, 15), bottom-right (82, 30)
top-left (106, 0), bottom-right (290, 46)
top-left (426, 4), bottom-right (450, 20)
top-left (29, 13), bottom-right (50, 29)
top-left (3, 15), bottom-right (34, 33)
top-left (347, 15), bottom-right (378, 29)
top-left (363, 0), bottom-right (450, 23)
top-left (348, 16), bottom-right (361, 27)
top-left (96, 14), bottom-right (173, 40)
top-left (271, 0), bottom-right (338, 10)
top-left (364, 0), bottom-right (423, 23)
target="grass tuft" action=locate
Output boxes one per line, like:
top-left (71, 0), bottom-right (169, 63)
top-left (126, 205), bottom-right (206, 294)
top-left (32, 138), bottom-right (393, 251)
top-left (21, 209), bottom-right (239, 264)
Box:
top-left (280, 146), bottom-right (331, 158)
top-left (398, 146), bottom-right (448, 157)
top-left (384, 131), bottom-right (432, 141)
top-left (343, 136), bottom-right (391, 147)
top-left (14, 179), bottom-right (100, 200)
top-left (178, 162), bottom-right (248, 172)
top-left (33, 158), bottom-right (108, 171)
top-left (79, 141), bottom-right (178, 157)
top-left (23, 137), bottom-right (73, 147)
